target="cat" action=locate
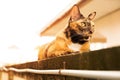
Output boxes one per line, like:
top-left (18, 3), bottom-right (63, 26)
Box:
top-left (38, 4), bottom-right (96, 60)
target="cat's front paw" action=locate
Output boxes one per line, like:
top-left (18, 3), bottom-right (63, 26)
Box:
top-left (55, 50), bottom-right (74, 56)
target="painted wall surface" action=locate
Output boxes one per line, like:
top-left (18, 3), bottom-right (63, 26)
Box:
top-left (95, 9), bottom-right (120, 47)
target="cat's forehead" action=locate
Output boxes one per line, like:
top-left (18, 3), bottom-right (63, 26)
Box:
top-left (69, 18), bottom-right (95, 27)
top-left (76, 18), bottom-right (90, 23)
top-left (76, 19), bottom-right (94, 25)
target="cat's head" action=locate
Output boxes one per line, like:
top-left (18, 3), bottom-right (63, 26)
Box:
top-left (65, 4), bottom-right (96, 44)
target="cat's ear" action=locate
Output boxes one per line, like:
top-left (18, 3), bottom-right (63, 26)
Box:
top-left (69, 4), bottom-right (84, 22)
top-left (88, 12), bottom-right (96, 20)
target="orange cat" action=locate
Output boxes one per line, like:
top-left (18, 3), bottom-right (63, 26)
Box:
top-left (38, 4), bottom-right (96, 60)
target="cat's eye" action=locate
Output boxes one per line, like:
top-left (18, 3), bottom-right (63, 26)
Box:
top-left (81, 22), bottom-right (86, 27)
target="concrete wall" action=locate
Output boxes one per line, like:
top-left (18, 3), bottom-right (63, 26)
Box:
top-left (0, 72), bottom-right (26, 80)
top-left (1, 46), bottom-right (120, 80)
top-left (1, 72), bottom-right (8, 80)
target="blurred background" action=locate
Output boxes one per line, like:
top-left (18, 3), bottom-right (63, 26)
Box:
top-left (0, 0), bottom-right (120, 67)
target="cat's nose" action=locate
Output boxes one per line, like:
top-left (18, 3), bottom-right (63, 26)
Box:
top-left (89, 30), bottom-right (93, 34)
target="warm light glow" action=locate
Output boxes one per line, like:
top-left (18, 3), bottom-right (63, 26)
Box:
top-left (0, 0), bottom-right (78, 67)
top-left (90, 43), bottom-right (107, 51)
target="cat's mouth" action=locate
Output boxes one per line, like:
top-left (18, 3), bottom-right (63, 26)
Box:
top-left (71, 34), bottom-right (89, 44)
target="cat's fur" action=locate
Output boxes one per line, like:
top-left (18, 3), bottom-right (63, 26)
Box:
top-left (38, 4), bottom-right (96, 60)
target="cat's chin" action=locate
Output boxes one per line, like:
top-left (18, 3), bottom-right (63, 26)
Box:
top-left (78, 40), bottom-right (88, 44)
top-left (71, 37), bottom-right (89, 44)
